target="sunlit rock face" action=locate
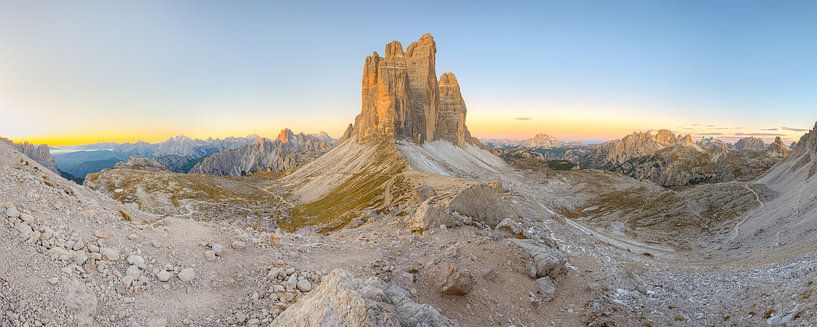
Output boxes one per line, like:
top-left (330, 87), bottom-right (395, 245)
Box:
top-left (347, 33), bottom-right (473, 146)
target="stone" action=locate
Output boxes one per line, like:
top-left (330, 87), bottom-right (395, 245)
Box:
top-left (15, 223), bottom-right (32, 239)
top-left (231, 240), bottom-right (245, 250)
top-left (5, 206), bottom-right (19, 219)
top-left (274, 269), bottom-right (455, 326)
top-left (122, 275), bottom-right (134, 287)
top-left (267, 268), bottom-right (282, 280)
top-left (286, 274), bottom-right (298, 291)
top-left (72, 252), bottom-right (88, 265)
top-left (496, 218), bottom-right (525, 236)
top-left (296, 279), bottom-right (312, 292)
top-left (156, 270), bottom-right (172, 282)
top-left (212, 243), bottom-right (225, 256)
top-left (204, 250), bottom-right (216, 262)
top-left (536, 276), bottom-right (556, 302)
top-left (178, 268), bottom-right (195, 282)
top-left (94, 231), bottom-right (110, 239)
top-left (433, 261), bottom-right (475, 296)
top-left (511, 240), bottom-right (566, 279)
top-left (126, 265), bottom-right (142, 279)
top-left (100, 247), bottom-right (120, 261)
top-left (29, 230), bottom-right (41, 243)
top-left (127, 255), bottom-right (146, 269)
top-left (47, 277), bottom-right (59, 285)
top-left (72, 239), bottom-right (85, 251)
top-left (407, 200), bottom-right (456, 232)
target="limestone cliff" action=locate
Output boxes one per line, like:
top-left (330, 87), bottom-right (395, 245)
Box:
top-left (0, 137), bottom-right (59, 173)
top-left (733, 137), bottom-right (766, 150)
top-left (348, 34), bottom-right (474, 146)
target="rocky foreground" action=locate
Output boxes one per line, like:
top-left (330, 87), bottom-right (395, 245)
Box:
top-left (4, 33), bottom-right (817, 327)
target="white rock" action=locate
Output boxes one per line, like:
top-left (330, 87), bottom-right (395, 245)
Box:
top-left (15, 223), bottom-right (32, 239)
top-left (286, 274), bottom-right (298, 291)
top-left (156, 270), bottom-right (172, 282)
top-left (100, 247), bottom-right (120, 261)
top-left (267, 268), bottom-right (282, 280)
top-left (212, 243), bottom-right (225, 256)
top-left (231, 240), bottom-right (246, 250)
top-left (72, 239), bottom-right (85, 251)
top-left (5, 206), bottom-right (19, 218)
top-left (296, 279), bottom-right (312, 292)
top-left (204, 250), bottom-right (216, 262)
top-left (122, 275), bottom-right (134, 287)
top-left (126, 265), bottom-right (142, 279)
top-left (127, 255), bottom-right (146, 269)
top-left (178, 268), bottom-right (195, 282)
top-left (28, 230), bottom-right (41, 243)
top-left (536, 276), bottom-right (556, 302)
top-left (72, 252), bottom-right (88, 265)
top-left (47, 277), bottom-right (59, 285)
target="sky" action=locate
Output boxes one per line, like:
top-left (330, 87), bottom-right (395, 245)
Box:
top-left (1, 0), bottom-right (816, 146)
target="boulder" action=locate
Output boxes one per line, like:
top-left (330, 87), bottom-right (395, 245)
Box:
top-left (510, 239), bottom-right (566, 279)
top-left (447, 184), bottom-right (518, 227)
top-left (407, 200), bottom-right (456, 232)
top-left (274, 269), bottom-right (455, 326)
top-left (536, 276), bottom-right (556, 302)
top-left (433, 261), bottom-right (475, 296)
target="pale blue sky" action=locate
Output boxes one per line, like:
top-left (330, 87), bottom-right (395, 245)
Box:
top-left (1, 0), bottom-right (815, 145)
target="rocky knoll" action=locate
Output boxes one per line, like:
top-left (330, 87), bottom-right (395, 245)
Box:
top-left (190, 129), bottom-right (334, 176)
top-left (345, 34), bottom-right (475, 146)
top-left (0, 137), bottom-right (59, 173)
top-left (766, 136), bottom-right (792, 157)
top-left (113, 157), bottom-right (169, 172)
top-left (274, 270), bottom-right (455, 326)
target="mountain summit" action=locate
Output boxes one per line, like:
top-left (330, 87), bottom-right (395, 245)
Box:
top-left (343, 33), bottom-right (475, 146)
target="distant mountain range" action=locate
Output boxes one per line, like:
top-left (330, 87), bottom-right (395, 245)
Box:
top-left (491, 131), bottom-right (793, 187)
top-left (189, 129), bottom-right (335, 176)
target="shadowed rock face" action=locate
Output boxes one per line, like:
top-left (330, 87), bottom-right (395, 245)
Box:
top-left (189, 129), bottom-right (334, 176)
top-left (347, 33), bottom-right (473, 146)
top-left (437, 72), bottom-right (468, 146)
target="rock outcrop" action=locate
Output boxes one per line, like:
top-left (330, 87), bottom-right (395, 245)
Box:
top-left (113, 157), bottom-right (168, 172)
top-left (274, 270), bottom-right (455, 326)
top-left (348, 34), bottom-right (474, 146)
top-left (0, 137), bottom-right (59, 173)
top-left (733, 137), bottom-right (766, 150)
top-left (190, 129), bottom-right (334, 176)
top-left (766, 136), bottom-right (792, 157)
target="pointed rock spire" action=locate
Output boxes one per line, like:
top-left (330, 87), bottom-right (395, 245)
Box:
top-left (437, 72), bottom-right (468, 146)
top-left (349, 34), bottom-right (474, 146)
